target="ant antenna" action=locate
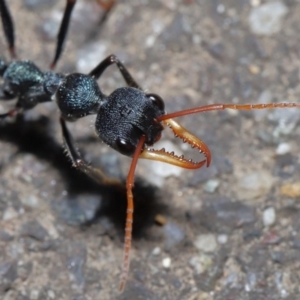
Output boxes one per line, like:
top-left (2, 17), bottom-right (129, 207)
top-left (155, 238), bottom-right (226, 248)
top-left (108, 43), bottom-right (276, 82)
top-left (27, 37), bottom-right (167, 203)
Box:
top-left (119, 135), bottom-right (146, 292)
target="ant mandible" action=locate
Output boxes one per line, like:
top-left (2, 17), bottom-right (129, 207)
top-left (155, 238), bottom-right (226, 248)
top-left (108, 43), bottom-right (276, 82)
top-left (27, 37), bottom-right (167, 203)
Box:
top-left (0, 0), bottom-right (299, 292)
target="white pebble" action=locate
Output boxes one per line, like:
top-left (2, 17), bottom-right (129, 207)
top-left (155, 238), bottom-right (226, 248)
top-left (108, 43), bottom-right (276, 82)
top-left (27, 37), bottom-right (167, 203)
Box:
top-left (194, 234), bottom-right (217, 253)
top-left (3, 207), bottom-right (18, 220)
top-left (249, 2), bottom-right (288, 36)
top-left (217, 234), bottom-right (228, 244)
top-left (250, 0), bottom-right (261, 6)
top-left (189, 256), bottom-right (204, 274)
top-left (237, 171), bottom-right (275, 200)
top-left (263, 207), bottom-right (276, 227)
top-left (47, 290), bottom-right (56, 299)
top-left (276, 143), bottom-right (291, 155)
top-left (152, 247), bottom-right (161, 256)
top-left (20, 194), bottom-right (40, 207)
top-left (162, 257), bottom-right (171, 268)
top-left (204, 179), bottom-right (220, 193)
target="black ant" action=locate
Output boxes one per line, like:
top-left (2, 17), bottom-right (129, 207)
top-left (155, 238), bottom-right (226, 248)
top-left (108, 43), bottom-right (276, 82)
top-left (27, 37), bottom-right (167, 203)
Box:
top-left (0, 0), bottom-right (299, 292)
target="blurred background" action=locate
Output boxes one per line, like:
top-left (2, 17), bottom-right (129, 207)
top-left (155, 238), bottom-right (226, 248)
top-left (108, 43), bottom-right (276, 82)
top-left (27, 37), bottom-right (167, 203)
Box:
top-left (0, 1), bottom-right (300, 299)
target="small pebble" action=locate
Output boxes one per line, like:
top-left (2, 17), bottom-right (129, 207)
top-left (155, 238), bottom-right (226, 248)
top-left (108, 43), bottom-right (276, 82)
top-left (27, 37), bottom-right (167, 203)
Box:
top-left (163, 222), bottom-right (185, 249)
top-left (280, 182), bottom-right (300, 198)
top-left (47, 290), bottom-right (55, 299)
top-left (237, 172), bottom-right (274, 200)
top-left (30, 289), bottom-right (40, 300)
top-left (250, 0), bottom-right (261, 6)
top-left (3, 290), bottom-right (18, 300)
top-left (271, 108), bottom-right (300, 137)
top-left (276, 143), bottom-right (291, 155)
top-left (194, 234), bottom-right (217, 253)
top-left (263, 207), bottom-right (276, 227)
top-left (216, 4), bottom-right (225, 14)
top-left (21, 221), bottom-right (49, 241)
top-left (152, 247), bottom-right (161, 256)
top-left (20, 194), bottom-right (40, 208)
top-left (162, 257), bottom-right (171, 268)
top-left (249, 2), bottom-right (288, 36)
top-left (2, 207), bottom-right (18, 221)
top-left (155, 214), bottom-right (167, 226)
top-left (248, 64), bottom-right (260, 74)
top-left (217, 234), bottom-right (228, 244)
top-left (189, 254), bottom-right (213, 274)
top-left (189, 256), bottom-right (204, 274)
top-left (204, 179), bottom-right (220, 193)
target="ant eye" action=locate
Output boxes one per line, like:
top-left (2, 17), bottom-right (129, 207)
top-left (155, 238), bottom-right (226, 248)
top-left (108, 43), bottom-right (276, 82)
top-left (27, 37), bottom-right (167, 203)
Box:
top-left (116, 138), bottom-right (136, 156)
top-left (147, 93), bottom-right (165, 111)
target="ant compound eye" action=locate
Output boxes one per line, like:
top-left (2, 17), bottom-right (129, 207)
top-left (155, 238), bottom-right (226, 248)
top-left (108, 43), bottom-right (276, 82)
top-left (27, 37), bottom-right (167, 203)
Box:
top-left (116, 138), bottom-right (136, 156)
top-left (147, 93), bottom-right (165, 111)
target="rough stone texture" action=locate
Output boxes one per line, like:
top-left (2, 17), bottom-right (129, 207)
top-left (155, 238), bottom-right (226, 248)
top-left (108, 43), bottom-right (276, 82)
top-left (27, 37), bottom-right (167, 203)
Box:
top-left (1, 0), bottom-right (300, 299)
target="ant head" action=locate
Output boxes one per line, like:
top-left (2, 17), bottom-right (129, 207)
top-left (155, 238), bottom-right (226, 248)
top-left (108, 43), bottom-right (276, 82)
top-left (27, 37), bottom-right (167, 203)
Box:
top-left (56, 73), bottom-right (104, 121)
top-left (95, 87), bottom-right (165, 156)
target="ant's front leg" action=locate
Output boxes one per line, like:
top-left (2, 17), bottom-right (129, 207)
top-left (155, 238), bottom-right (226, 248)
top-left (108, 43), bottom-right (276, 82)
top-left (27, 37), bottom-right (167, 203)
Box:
top-left (0, 108), bottom-right (20, 118)
top-left (59, 117), bottom-right (122, 187)
top-left (89, 54), bottom-right (141, 89)
top-left (0, 0), bottom-right (16, 58)
top-left (50, 0), bottom-right (77, 69)
top-left (0, 84), bottom-right (21, 118)
top-left (51, 0), bottom-right (117, 69)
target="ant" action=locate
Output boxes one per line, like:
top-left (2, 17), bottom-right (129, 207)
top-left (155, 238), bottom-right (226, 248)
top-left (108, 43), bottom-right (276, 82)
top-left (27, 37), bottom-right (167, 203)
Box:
top-left (0, 0), bottom-right (299, 292)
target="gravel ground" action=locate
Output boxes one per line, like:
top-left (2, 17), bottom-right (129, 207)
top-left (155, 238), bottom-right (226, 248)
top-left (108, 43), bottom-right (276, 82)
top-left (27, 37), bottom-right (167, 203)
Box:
top-left (1, 0), bottom-right (300, 299)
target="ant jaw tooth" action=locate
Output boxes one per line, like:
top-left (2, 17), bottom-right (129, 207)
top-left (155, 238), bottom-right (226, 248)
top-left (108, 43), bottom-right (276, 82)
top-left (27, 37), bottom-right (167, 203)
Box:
top-left (170, 151), bottom-right (174, 155)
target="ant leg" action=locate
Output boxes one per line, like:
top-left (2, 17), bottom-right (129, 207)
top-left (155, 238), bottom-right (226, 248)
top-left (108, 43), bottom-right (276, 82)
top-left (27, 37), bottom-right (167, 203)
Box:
top-left (0, 107), bottom-right (20, 118)
top-left (119, 135), bottom-right (145, 292)
top-left (0, 84), bottom-right (21, 118)
top-left (60, 117), bottom-right (122, 186)
top-left (50, 0), bottom-right (77, 70)
top-left (97, 0), bottom-right (116, 11)
top-left (51, 0), bottom-right (117, 70)
top-left (0, 0), bottom-right (16, 58)
top-left (89, 54), bottom-right (141, 89)
top-left (97, 0), bottom-right (116, 28)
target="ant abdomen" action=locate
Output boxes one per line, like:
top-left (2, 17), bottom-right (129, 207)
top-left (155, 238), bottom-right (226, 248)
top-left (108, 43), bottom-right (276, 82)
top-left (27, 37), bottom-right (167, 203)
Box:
top-left (1, 61), bottom-right (58, 107)
top-left (56, 73), bottom-right (103, 121)
top-left (3, 61), bottom-right (44, 94)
